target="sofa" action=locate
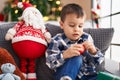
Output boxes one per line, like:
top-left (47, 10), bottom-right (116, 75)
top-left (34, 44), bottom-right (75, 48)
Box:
top-left (0, 22), bottom-right (114, 80)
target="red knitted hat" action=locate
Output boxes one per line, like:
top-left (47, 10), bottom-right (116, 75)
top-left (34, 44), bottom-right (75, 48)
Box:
top-left (17, 2), bottom-right (33, 10)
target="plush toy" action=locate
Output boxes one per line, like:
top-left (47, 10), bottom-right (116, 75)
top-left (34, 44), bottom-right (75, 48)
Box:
top-left (0, 48), bottom-right (25, 80)
top-left (5, 2), bottom-right (51, 80)
top-left (0, 63), bottom-right (20, 80)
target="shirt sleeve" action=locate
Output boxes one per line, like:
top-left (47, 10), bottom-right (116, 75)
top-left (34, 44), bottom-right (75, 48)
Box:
top-left (88, 34), bottom-right (104, 65)
top-left (45, 38), bottom-right (65, 69)
top-left (87, 34), bottom-right (94, 42)
top-left (89, 48), bottom-right (104, 65)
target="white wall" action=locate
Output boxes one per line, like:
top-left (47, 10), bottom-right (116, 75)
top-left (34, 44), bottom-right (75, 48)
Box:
top-left (60, 0), bottom-right (92, 20)
top-left (0, 0), bottom-right (8, 13)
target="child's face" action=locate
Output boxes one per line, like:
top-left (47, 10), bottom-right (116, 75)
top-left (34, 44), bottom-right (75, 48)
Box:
top-left (60, 13), bottom-right (85, 41)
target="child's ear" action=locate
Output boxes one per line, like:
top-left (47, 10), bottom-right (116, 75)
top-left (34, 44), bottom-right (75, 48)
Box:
top-left (59, 21), bottom-right (64, 29)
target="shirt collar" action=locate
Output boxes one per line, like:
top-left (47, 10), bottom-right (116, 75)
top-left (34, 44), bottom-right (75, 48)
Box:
top-left (61, 33), bottom-right (83, 44)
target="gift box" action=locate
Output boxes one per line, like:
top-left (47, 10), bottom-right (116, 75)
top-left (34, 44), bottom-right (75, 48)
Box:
top-left (97, 72), bottom-right (120, 80)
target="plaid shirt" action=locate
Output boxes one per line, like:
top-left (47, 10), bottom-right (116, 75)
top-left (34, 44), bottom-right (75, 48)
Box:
top-left (46, 33), bottom-right (104, 78)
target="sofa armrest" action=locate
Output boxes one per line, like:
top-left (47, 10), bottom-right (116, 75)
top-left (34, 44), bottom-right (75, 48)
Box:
top-left (84, 28), bottom-right (114, 54)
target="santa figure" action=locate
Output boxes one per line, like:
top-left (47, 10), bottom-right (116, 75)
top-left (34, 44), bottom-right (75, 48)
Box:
top-left (5, 2), bottom-right (51, 80)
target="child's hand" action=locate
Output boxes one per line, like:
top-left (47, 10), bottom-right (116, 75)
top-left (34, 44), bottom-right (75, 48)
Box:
top-left (79, 44), bottom-right (85, 55)
top-left (62, 44), bottom-right (83, 59)
top-left (82, 40), bottom-right (97, 55)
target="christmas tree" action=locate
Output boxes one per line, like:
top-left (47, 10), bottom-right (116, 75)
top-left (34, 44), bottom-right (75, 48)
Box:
top-left (2, 0), bottom-right (61, 21)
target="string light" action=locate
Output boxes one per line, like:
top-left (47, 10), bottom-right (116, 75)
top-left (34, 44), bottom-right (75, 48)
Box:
top-left (22, 0), bottom-right (26, 2)
top-left (11, 3), bottom-right (16, 8)
top-left (33, 5), bottom-right (37, 8)
top-left (43, 16), bottom-right (49, 21)
top-left (48, 0), bottom-right (53, 1)
top-left (56, 0), bottom-right (60, 5)
top-left (58, 6), bottom-right (62, 11)
top-left (26, 0), bottom-right (30, 3)
top-left (51, 7), bottom-right (56, 12)
top-left (15, 9), bottom-right (18, 14)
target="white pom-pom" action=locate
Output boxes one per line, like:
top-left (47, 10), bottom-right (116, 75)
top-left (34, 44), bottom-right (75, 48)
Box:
top-left (44, 32), bottom-right (51, 43)
top-left (5, 28), bottom-right (16, 40)
top-left (17, 2), bottom-right (23, 8)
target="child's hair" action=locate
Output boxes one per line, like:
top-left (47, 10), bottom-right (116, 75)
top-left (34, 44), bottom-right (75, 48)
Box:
top-left (60, 3), bottom-right (85, 22)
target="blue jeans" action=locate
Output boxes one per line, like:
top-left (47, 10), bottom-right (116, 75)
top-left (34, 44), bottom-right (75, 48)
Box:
top-left (54, 56), bottom-right (83, 80)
